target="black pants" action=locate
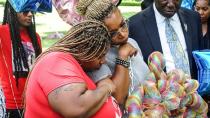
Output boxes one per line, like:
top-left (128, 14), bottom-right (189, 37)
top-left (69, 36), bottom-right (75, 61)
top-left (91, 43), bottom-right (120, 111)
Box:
top-left (6, 109), bottom-right (23, 118)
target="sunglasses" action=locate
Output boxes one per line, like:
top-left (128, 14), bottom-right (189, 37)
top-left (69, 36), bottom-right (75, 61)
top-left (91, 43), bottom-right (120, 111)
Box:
top-left (109, 19), bottom-right (128, 38)
top-left (22, 11), bottom-right (36, 15)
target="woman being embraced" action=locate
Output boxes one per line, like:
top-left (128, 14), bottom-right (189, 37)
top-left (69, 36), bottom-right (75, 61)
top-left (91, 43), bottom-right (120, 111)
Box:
top-left (24, 20), bottom-right (122, 118)
top-left (76, 0), bottom-right (149, 105)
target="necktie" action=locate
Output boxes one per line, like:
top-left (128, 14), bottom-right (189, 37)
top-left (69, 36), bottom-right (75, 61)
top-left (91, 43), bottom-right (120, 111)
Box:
top-left (165, 19), bottom-right (190, 75)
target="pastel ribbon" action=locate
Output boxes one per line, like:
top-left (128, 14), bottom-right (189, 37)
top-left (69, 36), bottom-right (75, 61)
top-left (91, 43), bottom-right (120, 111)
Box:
top-left (126, 51), bottom-right (208, 118)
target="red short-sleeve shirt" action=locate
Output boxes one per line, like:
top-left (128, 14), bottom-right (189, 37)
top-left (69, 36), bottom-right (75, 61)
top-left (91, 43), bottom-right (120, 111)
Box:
top-left (0, 24), bottom-right (41, 109)
top-left (25, 52), bottom-right (122, 118)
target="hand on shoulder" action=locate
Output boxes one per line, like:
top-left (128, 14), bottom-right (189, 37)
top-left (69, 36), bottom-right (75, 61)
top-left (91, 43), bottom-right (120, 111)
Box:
top-left (118, 42), bottom-right (138, 59)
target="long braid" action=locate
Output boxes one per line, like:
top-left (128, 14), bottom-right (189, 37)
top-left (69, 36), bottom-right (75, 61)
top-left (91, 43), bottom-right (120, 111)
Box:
top-left (7, 3), bottom-right (29, 80)
top-left (76, 0), bottom-right (117, 21)
top-left (3, 1), bottom-right (41, 86)
top-left (27, 15), bottom-right (41, 57)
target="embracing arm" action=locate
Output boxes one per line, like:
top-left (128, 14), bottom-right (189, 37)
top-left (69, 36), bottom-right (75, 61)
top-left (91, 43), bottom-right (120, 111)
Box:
top-left (111, 43), bottom-right (137, 104)
top-left (111, 63), bottom-right (130, 104)
top-left (48, 78), bottom-right (115, 118)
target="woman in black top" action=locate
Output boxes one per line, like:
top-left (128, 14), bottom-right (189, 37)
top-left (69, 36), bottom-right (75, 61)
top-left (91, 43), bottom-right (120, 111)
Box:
top-left (194, 0), bottom-right (210, 49)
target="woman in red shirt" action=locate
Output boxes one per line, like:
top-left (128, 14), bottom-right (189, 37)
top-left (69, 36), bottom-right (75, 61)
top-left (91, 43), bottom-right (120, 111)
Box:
top-left (25, 20), bottom-right (122, 118)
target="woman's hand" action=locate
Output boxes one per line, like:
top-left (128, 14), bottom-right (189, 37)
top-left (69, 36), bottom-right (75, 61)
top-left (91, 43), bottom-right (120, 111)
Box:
top-left (118, 42), bottom-right (138, 60)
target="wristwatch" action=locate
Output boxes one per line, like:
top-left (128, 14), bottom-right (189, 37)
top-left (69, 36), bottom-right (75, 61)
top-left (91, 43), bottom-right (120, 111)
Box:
top-left (115, 57), bottom-right (130, 68)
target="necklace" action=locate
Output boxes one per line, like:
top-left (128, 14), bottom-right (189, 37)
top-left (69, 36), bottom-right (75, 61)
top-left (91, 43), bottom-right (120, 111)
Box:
top-left (0, 39), bottom-right (23, 118)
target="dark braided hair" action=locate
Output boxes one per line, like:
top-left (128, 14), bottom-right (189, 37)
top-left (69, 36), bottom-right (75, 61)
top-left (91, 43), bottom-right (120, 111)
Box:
top-left (37, 20), bottom-right (111, 63)
top-left (2, 1), bottom-right (41, 86)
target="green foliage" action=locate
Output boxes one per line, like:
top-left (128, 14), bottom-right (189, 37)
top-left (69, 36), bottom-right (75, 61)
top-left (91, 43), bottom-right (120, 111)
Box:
top-left (0, 0), bottom-right (5, 5)
top-left (120, 1), bottom-right (141, 6)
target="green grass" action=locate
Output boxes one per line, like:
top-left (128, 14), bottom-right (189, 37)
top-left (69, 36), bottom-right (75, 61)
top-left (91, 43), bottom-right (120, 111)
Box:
top-left (0, 0), bottom-right (5, 5)
top-left (123, 12), bottom-right (137, 19)
top-left (120, 1), bottom-right (141, 6)
top-left (41, 38), bottom-right (58, 50)
top-left (41, 31), bottom-right (67, 49)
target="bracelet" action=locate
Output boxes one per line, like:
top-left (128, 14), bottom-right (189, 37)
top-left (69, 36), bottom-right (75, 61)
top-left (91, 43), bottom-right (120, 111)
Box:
top-left (115, 57), bottom-right (130, 68)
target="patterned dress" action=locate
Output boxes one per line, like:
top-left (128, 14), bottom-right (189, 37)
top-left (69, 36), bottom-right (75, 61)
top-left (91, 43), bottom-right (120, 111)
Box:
top-left (0, 86), bottom-right (6, 118)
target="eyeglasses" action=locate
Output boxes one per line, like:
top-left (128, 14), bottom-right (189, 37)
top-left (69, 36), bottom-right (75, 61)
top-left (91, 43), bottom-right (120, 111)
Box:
top-left (109, 19), bottom-right (128, 38)
top-left (22, 11), bottom-right (36, 16)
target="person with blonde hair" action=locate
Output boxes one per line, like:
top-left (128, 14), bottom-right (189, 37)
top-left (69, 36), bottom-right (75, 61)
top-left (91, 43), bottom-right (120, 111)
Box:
top-left (76, 0), bottom-right (150, 107)
top-left (24, 20), bottom-right (122, 118)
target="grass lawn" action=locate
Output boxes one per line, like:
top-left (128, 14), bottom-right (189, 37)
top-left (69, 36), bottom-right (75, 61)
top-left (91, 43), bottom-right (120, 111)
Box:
top-left (120, 1), bottom-right (141, 6)
top-left (0, 0), bottom-right (4, 5)
top-left (41, 31), bottom-right (67, 49)
top-left (123, 12), bottom-right (137, 19)
top-left (41, 38), bottom-right (58, 50)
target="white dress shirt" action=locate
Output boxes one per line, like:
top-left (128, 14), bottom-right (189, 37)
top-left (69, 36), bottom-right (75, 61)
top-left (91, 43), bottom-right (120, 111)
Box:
top-left (153, 3), bottom-right (190, 73)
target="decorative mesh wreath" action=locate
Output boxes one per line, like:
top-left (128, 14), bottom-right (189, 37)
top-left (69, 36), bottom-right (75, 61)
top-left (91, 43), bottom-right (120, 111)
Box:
top-left (125, 51), bottom-right (208, 118)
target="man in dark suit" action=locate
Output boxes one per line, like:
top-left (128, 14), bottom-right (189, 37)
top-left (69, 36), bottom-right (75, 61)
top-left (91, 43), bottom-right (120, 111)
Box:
top-left (128, 0), bottom-right (202, 79)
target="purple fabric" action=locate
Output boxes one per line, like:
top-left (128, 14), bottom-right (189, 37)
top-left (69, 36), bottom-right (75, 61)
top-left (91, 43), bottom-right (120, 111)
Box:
top-left (52, 0), bottom-right (119, 25)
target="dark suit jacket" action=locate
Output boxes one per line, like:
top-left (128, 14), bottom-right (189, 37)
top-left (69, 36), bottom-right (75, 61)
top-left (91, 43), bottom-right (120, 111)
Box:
top-left (128, 5), bottom-right (202, 79)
